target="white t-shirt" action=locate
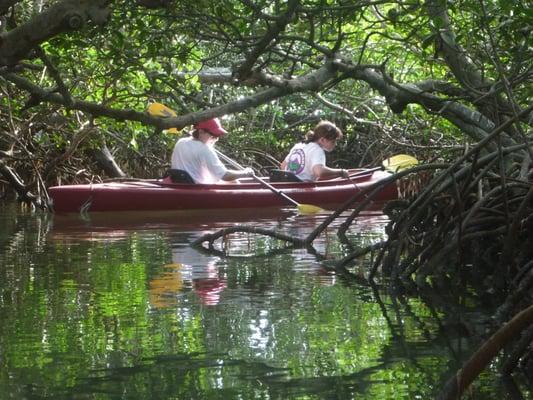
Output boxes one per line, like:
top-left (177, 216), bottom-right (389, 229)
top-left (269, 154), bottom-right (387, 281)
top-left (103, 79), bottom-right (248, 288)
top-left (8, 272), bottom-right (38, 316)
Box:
top-left (283, 142), bottom-right (326, 181)
top-left (171, 137), bottom-right (227, 184)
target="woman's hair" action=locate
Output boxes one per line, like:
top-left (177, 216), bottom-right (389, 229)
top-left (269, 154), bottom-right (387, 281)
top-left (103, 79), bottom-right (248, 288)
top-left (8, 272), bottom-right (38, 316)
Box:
top-left (304, 120), bottom-right (343, 143)
top-left (191, 128), bottom-right (200, 139)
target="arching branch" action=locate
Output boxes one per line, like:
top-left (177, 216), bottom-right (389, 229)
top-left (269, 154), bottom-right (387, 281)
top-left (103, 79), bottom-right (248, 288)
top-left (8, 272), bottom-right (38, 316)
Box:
top-left (0, 0), bottom-right (112, 67)
top-left (233, 0), bottom-right (300, 81)
top-left (2, 57), bottom-right (342, 131)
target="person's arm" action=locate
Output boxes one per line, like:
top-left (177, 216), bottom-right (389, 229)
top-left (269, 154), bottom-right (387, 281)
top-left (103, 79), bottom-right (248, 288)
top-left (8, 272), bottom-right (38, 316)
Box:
top-left (280, 145), bottom-right (293, 170)
top-left (221, 167), bottom-right (254, 181)
top-left (312, 164), bottom-right (349, 180)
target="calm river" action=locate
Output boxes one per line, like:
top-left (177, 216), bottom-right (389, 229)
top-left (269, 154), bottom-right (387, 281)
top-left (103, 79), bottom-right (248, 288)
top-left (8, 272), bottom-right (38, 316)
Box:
top-left (0, 202), bottom-right (507, 399)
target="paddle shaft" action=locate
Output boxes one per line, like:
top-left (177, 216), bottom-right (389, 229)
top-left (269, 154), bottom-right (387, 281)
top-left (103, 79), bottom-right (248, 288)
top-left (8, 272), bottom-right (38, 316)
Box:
top-left (215, 149), bottom-right (320, 210)
top-left (213, 149), bottom-right (305, 207)
top-left (215, 150), bottom-right (387, 207)
top-left (252, 174), bottom-right (300, 207)
top-left (218, 150), bottom-right (383, 181)
top-left (348, 155), bottom-right (418, 179)
top-left (349, 166), bottom-right (383, 179)
top-left (215, 149), bottom-right (246, 170)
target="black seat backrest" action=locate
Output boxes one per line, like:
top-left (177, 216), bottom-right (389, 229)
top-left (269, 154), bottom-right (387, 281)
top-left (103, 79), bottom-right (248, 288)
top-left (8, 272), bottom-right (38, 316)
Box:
top-left (163, 169), bottom-right (195, 184)
top-left (268, 169), bottom-right (302, 183)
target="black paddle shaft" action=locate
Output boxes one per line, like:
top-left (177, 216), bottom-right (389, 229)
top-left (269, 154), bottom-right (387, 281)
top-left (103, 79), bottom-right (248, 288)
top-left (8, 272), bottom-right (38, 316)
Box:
top-left (252, 175), bottom-right (300, 207)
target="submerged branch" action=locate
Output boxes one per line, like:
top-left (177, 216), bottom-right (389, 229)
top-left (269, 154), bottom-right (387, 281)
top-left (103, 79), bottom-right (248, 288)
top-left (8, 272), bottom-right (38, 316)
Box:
top-left (191, 225), bottom-right (307, 250)
top-left (437, 304), bottom-right (533, 400)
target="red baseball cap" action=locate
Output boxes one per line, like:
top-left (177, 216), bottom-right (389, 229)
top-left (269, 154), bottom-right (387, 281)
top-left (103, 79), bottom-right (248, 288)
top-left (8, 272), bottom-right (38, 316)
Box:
top-left (195, 118), bottom-right (227, 137)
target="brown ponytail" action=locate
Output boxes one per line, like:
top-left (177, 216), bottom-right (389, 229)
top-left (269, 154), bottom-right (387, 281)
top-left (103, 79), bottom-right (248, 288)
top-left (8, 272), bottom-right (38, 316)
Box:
top-left (304, 120), bottom-right (342, 143)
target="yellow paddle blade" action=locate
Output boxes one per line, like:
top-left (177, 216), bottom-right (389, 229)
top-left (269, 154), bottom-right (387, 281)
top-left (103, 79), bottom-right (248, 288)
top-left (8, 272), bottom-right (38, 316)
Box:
top-left (297, 203), bottom-right (324, 214)
top-left (147, 102), bottom-right (177, 117)
top-left (382, 154), bottom-right (418, 172)
top-left (147, 103), bottom-right (180, 134)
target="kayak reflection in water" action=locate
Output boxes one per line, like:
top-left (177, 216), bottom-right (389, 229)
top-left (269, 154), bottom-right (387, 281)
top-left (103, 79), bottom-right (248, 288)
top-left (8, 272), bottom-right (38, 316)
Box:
top-left (149, 245), bottom-right (227, 307)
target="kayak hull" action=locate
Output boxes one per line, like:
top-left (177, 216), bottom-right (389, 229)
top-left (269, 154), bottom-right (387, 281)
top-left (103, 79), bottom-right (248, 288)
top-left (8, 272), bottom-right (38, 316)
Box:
top-left (48, 169), bottom-right (397, 213)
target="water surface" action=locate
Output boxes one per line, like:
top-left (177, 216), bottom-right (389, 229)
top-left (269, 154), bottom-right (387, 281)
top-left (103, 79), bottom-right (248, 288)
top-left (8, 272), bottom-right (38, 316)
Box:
top-left (0, 203), bottom-right (505, 399)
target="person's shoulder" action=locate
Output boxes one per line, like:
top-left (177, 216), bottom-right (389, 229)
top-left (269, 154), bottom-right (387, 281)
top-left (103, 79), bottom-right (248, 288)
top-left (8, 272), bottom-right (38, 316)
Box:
top-left (290, 142), bottom-right (306, 150)
top-left (306, 142), bottom-right (322, 151)
top-left (177, 136), bottom-right (192, 144)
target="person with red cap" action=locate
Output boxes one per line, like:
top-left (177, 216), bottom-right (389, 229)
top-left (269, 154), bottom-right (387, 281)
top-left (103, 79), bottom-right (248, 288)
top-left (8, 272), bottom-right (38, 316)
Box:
top-left (171, 117), bottom-right (254, 184)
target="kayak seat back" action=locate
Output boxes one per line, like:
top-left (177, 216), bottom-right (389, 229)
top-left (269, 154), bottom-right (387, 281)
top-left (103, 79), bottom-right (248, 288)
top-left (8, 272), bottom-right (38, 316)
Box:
top-left (269, 169), bottom-right (302, 183)
top-left (163, 169), bottom-right (195, 184)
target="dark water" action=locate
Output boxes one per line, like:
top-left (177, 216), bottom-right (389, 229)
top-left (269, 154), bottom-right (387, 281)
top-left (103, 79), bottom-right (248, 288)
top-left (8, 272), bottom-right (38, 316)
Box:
top-left (0, 203), bottom-right (511, 399)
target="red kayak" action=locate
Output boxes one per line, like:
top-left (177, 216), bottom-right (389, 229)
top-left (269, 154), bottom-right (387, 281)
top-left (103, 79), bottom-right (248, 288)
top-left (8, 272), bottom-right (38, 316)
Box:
top-left (48, 169), bottom-right (397, 213)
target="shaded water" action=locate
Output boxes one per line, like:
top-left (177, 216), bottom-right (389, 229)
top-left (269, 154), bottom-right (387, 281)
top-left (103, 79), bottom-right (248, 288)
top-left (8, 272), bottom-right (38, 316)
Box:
top-left (0, 203), bottom-right (506, 399)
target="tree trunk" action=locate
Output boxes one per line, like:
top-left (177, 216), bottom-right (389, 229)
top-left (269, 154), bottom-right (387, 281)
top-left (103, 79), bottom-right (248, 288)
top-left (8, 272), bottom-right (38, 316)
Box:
top-left (88, 144), bottom-right (126, 178)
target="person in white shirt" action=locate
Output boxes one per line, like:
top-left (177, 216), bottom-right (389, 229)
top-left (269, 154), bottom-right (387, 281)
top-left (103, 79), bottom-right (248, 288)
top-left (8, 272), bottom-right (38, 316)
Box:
top-left (280, 120), bottom-right (349, 181)
top-left (171, 117), bottom-right (253, 184)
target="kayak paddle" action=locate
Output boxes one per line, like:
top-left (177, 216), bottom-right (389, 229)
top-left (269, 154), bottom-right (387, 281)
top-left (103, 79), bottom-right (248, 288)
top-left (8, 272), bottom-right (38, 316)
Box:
top-left (348, 154), bottom-right (419, 180)
top-left (214, 146), bottom-right (324, 214)
top-left (251, 174), bottom-right (324, 215)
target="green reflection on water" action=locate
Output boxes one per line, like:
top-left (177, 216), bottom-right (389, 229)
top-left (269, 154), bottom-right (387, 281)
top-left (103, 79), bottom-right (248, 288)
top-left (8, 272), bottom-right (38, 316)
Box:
top-left (0, 204), bottom-right (505, 399)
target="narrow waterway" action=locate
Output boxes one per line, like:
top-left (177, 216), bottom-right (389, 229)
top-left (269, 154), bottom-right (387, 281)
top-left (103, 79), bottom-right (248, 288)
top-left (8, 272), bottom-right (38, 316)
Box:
top-left (0, 203), bottom-right (504, 399)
